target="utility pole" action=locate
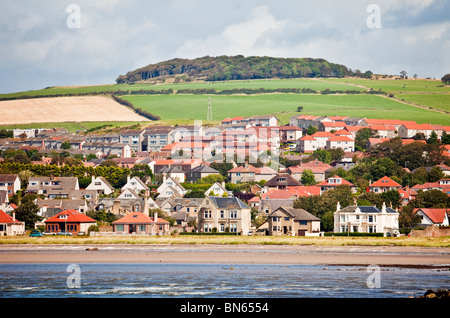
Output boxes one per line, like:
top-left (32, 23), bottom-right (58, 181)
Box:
top-left (207, 97), bottom-right (212, 121)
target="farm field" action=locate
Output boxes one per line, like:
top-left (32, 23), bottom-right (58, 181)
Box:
top-left (1, 78), bottom-right (449, 129)
top-left (122, 93), bottom-right (450, 125)
top-left (0, 96), bottom-right (149, 126)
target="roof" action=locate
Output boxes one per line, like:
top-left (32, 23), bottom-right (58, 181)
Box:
top-left (317, 176), bottom-right (354, 187)
top-left (0, 174), bottom-right (19, 182)
top-left (0, 210), bottom-right (22, 224)
top-left (327, 135), bottom-right (354, 142)
top-left (338, 205), bottom-right (398, 214)
top-left (112, 212), bottom-right (169, 224)
top-left (188, 165), bottom-right (220, 174)
top-left (413, 208), bottom-right (449, 224)
top-left (44, 210), bottom-right (96, 223)
top-left (264, 174), bottom-right (303, 187)
top-left (228, 164), bottom-right (258, 173)
top-left (311, 131), bottom-right (334, 138)
top-left (273, 206), bottom-right (321, 221)
top-left (370, 176), bottom-right (401, 188)
top-left (208, 196), bottom-right (250, 209)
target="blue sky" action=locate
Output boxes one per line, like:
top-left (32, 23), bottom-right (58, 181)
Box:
top-left (0, 0), bottom-right (449, 93)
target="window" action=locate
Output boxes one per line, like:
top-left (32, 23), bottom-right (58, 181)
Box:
top-left (284, 217), bottom-right (290, 221)
top-left (300, 220), bottom-right (307, 225)
top-left (59, 214), bottom-right (68, 219)
top-left (220, 210), bottom-right (225, 219)
top-left (138, 225), bottom-right (146, 232)
top-left (116, 225), bottom-right (124, 231)
top-left (204, 210), bottom-right (212, 219)
top-left (230, 210), bottom-right (237, 219)
top-left (340, 215), bottom-right (346, 222)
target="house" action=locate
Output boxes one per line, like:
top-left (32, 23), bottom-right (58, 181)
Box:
top-left (398, 187), bottom-right (417, 205)
top-left (282, 160), bottom-right (332, 182)
top-left (228, 163), bottom-right (257, 184)
top-left (185, 165), bottom-right (221, 183)
top-left (413, 208), bottom-right (450, 227)
top-left (369, 176), bottom-right (402, 193)
top-left (119, 129), bottom-right (145, 152)
top-left (142, 126), bottom-right (175, 152)
top-left (311, 131), bottom-right (334, 149)
top-left (0, 174), bottom-right (21, 197)
top-left (319, 121), bottom-right (347, 132)
top-left (0, 209), bottom-right (25, 236)
top-left (96, 197), bottom-right (148, 216)
top-left (197, 196), bottom-right (252, 235)
top-left (85, 176), bottom-right (115, 195)
top-left (279, 125), bottom-right (303, 143)
top-left (317, 175), bottom-right (357, 194)
top-left (27, 176), bottom-right (80, 196)
top-left (367, 125), bottom-right (397, 138)
top-left (263, 173), bottom-right (302, 192)
top-left (121, 176), bottom-right (149, 196)
top-left (204, 182), bottom-right (233, 197)
top-left (112, 211), bottom-right (170, 235)
top-left (333, 202), bottom-right (399, 236)
top-left (296, 135), bottom-right (319, 153)
top-left (398, 123), bottom-right (435, 139)
top-left (44, 209), bottom-right (96, 235)
top-left (361, 119), bottom-right (416, 130)
top-left (37, 199), bottom-right (89, 218)
top-left (156, 176), bottom-right (187, 198)
top-left (325, 135), bottom-right (355, 153)
top-left (268, 206), bottom-right (321, 236)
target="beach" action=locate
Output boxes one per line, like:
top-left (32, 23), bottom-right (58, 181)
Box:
top-left (1, 244), bottom-right (449, 267)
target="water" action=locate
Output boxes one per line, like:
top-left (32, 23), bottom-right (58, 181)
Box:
top-left (0, 263), bottom-right (448, 298)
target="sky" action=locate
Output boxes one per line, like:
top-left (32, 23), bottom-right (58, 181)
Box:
top-left (0, 0), bottom-right (449, 94)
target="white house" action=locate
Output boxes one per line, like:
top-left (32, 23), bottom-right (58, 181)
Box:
top-left (296, 135), bottom-right (318, 153)
top-left (333, 202), bottom-right (400, 237)
top-left (85, 176), bottom-right (115, 195)
top-left (0, 174), bottom-right (21, 197)
top-left (325, 135), bottom-right (355, 153)
top-left (121, 176), bottom-right (149, 196)
top-left (204, 182), bottom-right (233, 197)
top-left (156, 176), bottom-right (187, 199)
top-left (0, 210), bottom-right (25, 236)
top-left (398, 123), bottom-right (435, 139)
top-left (413, 208), bottom-right (449, 227)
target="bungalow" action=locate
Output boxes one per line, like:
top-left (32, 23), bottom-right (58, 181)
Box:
top-left (85, 176), bottom-right (115, 195)
top-left (413, 208), bottom-right (450, 227)
top-left (334, 202), bottom-right (399, 237)
top-left (268, 206), bottom-right (321, 236)
top-left (44, 209), bottom-right (96, 235)
top-left (0, 209), bottom-right (25, 236)
top-left (317, 175), bottom-right (357, 194)
top-left (197, 196), bottom-right (251, 235)
top-left (369, 176), bottom-right (402, 193)
top-left (37, 199), bottom-right (89, 217)
top-left (112, 212), bottom-right (170, 235)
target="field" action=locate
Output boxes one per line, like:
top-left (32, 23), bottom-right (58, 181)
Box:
top-left (0, 96), bottom-right (149, 126)
top-left (0, 77), bottom-right (449, 129)
top-left (123, 93), bottom-right (450, 125)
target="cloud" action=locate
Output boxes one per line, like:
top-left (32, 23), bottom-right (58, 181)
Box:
top-left (175, 5), bottom-right (286, 58)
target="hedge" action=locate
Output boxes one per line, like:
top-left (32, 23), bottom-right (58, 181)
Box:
top-left (324, 232), bottom-right (384, 237)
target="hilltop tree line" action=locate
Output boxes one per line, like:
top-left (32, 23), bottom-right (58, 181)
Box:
top-left (116, 55), bottom-right (373, 84)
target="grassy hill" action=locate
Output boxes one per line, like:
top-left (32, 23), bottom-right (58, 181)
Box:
top-left (0, 77), bottom-right (449, 130)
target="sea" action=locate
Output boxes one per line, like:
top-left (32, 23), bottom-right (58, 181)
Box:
top-left (0, 263), bottom-right (448, 299)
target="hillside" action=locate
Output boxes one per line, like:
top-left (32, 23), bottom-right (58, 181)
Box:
top-left (115, 55), bottom-right (371, 84)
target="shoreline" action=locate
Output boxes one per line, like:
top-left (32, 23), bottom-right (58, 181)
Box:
top-left (1, 244), bottom-right (449, 268)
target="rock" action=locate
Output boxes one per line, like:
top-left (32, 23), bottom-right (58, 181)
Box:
top-left (419, 289), bottom-right (450, 298)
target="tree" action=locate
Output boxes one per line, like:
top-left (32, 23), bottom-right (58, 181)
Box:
top-left (300, 169), bottom-right (316, 185)
top-left (305, 124), bottom-right (318, 136)
top-left (441, 73), bottom-right (450, 85)
top-left (61, 141), bottom-right (72, 149)
top-left (427, 131), bottom-right (438, 144)
top-left (312, 149), bottom-right (332, 164)
top-left (400, 71), bottom-right (407, 79)
top-left (441, 131), bottom-right (450, 144)
top-left (355, 128), bottom-right (378, 150)
top-left (297, 106), bottom-right (304, 112)
top-left (15, 193), bottom-right (42, 230)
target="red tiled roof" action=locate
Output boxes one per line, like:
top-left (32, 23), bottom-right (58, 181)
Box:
top-left (112, 212), bottom-right (169, 224)
top-left (0, 210), bottom-right (22, 224)
top-left (327, 135), bottom-right (354, 142)
top-left (311, 132), bottom-right (334, 138)
top-left (370, 176), bottom-right (401, 188)
top-left (44, 210), bottom-right (96, 223)
top-left (317, 176), bottom-right (354, 186)
top-left (413, 208), bottom-right (449, 224)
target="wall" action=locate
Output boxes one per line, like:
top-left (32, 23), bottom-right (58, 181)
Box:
top-left (410, 225), bottom-right (450, 237)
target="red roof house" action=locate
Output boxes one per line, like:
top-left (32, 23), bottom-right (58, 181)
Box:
top-left (112, 212), bottom-right (169, 235)
top-left (413, 208), bottom-right (449, 226)
top-left (44, 209), bottom-right (96, 235)
top-left (369, 176), bottom-right (402, 193)
top-left (0, 209), bottom-right (25, 236)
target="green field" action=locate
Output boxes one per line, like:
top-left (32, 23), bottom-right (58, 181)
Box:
top-left (123, 93), bottom-right (450, 125)
top-left (1, 77), bottom-right (449, 129)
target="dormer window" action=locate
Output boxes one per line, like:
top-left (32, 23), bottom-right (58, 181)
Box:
top-left (59, 214), bottom-right (68, 219)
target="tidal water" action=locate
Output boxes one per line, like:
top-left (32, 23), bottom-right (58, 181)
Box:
top-left (0, 263), bottom-right (448, 298)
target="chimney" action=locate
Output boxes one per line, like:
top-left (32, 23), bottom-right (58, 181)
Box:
top-left (153, 211), bottom-right (158, 223)
top-left (143, 196), bottom-right (149, 216)
top-left (12, 211), bottom-right (16, 222)
top-left (92, 175), bottom-right (95, 182)
top-left (382, 202), bottom-right (387, 213)
top-left (336, 201), bottom-right (341, 212)
top-left (127, 175), bottom-right (130, 183)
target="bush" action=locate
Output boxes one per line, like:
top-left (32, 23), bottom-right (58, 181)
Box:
top-left (324, 232), bottom-right (384, 237)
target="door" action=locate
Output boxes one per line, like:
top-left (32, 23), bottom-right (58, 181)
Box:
top-left (298, 230), bottom-right (306, 236)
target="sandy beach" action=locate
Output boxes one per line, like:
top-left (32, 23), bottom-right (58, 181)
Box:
top-left (1, 244), bottom-right (449, 267)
